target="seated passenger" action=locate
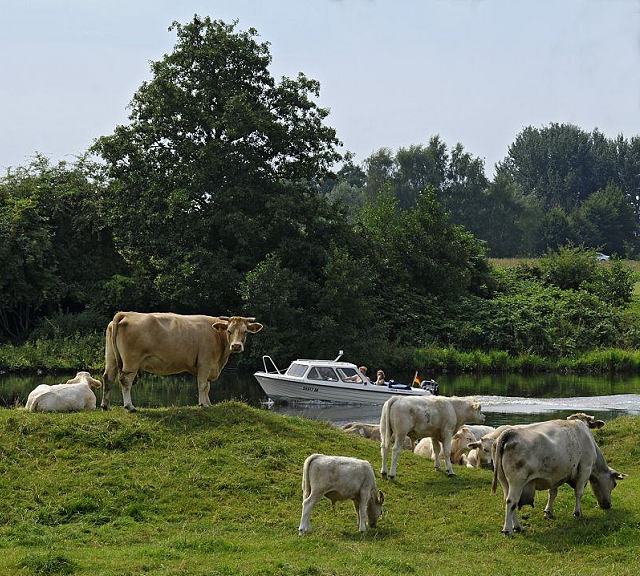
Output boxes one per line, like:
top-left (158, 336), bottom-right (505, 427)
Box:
top-left (344, 366), bottom-right (370, 384)
top-left (375, 369), bottom-right (386, 386)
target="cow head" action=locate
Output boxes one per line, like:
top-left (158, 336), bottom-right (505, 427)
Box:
top-left (467, 436), bottom-right (495, 468)
top-left (65, 371), bottom-right (102, 389)
top-left (367, 490), bottom-right (385, 528)
top-left (212, 316), bottom-right (263, 353)
top-left (589, 467), bottom-right (625, 510)
top-left (463, 401), bottom-right (485, 425)
top-left (567, 413), bottom-right (605, 429)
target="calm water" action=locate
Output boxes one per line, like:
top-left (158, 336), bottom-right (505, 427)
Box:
top-left (2, 370), bottom-right (640, 427)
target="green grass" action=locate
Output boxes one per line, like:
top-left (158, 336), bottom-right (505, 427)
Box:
top-left (0, 403), bottom-right (638, 575)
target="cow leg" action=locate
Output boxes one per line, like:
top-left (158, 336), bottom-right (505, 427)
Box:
top-left (503, 486), bottom-right (523, 535)
top-left (299, 493), bottom-right (321, 535)
top-left (431, 439), bottom-right (442, 471)
top-left (101, 368), bottom-right (115, 410)
top-left (197, 365), bottom-right (216, 407)
top-left (120, 371), bottom-right (137, 412)
top-left (389, 436), bottom-right (404, 479)
top-left (573, 479), bottom-right (588, 518)
top-left (544, 487), bottom-right (558, 519)
top-left (380, 442), bottom-right (389, 477)
top-left (357, 492), bottom-right (368, 532)
top-left (441, 434), bottom-right (455, 476)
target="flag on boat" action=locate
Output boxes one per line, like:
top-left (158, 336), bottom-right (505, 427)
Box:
top-left (413, 371), bottom-right (421, 387)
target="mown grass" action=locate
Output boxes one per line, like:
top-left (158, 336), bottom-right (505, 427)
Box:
top-left (0, 403), bottom-right (638, 575)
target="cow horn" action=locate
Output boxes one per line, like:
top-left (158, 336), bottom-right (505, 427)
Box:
top-left (244, 317), bottom-right (256, 322)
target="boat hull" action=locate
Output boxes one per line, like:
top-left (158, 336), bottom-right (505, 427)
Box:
top-left (254, 373), bottom-right (430, 405)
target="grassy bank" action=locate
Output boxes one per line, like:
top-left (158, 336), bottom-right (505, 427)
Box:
top-left (0, 403), bottom-right (638, 576)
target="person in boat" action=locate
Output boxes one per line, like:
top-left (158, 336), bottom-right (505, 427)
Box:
top-left (343, 366), bottom-right (370, 384)
top-left (375, 370), bottom-right (386, 386)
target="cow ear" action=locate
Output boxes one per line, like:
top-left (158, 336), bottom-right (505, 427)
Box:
top-left (611, 470), bottom-right (626, 480)
top-left (468, 441), bottom-right (481, 449)
top-left (378, 490), bottom-right (384, 504)
top-left (589, 420), bottom-right (605, 429)
top-left (247, 322), bottom-right (263, 333)
top-left (472, 403), bottom-right (481, 410)
top-left (212, 321), bottom-right (229, 332)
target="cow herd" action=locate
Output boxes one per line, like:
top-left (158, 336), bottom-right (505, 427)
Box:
top-left (18, 311), bottom-right (627, 538)
top-left (315, 397), bottom-right (626, 536)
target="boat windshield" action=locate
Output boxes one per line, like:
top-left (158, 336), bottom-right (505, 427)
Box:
top-left (307, 367), bottom-right (339, 382)
top-left (286, 363), bottom-right (308, 377)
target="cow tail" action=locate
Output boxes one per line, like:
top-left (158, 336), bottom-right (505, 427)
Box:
top-left (111, 312), bottom-right (125, 372)
top-left (492, 430), bottom-right (509, 494)
top-left (380, 397), bottom-right (398, 450)
top-left (302, 454), bottom-right (321, 499)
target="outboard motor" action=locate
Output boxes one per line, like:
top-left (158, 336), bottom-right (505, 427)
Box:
top-left (420, 379), bottom-right (439, 395)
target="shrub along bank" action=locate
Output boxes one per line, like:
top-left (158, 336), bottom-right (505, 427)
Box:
top-left (0, 402), bottom-right (638, 576)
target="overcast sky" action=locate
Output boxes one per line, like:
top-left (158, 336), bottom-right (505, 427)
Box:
top-left (2, 0), bottom-right (639, 175)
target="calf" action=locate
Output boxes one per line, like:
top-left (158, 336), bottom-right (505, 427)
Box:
top-left (25, 371), bottom-right (102, 412)
top-left (492, 419), bottom-right (625, 535)
top-left (417, 424), bottom-right (495, 466)
top-left (380, 395), bottom-right (485, 477)
top-left (299, 454), bottom-right (384, 534)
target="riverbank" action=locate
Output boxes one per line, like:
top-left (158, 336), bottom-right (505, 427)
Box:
top-left (3, 335), bottom-right (640, 375)
top-left (0, 402), bottom-right (637, 576)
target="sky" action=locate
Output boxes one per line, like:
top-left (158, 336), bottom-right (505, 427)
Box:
top-left (1, 0), bottom-right (639, 175)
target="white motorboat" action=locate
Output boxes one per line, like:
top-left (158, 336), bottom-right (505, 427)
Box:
top-left (254, 352), bottom-right (436, 405)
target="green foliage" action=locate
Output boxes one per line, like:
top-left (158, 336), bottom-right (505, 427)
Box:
top-left (540, 245), bottom-right (599, 290)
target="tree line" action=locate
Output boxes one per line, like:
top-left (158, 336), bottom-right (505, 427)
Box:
top-left (1, 16), bottom-right (639, 369)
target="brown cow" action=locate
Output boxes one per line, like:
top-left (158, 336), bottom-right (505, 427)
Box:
top-left (102, 312), bottom-right (263, 411)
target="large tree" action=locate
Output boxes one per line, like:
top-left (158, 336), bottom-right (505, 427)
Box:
top-left (94, 16), bottom-right (342, 311)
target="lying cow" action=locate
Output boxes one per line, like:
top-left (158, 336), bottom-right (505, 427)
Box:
top-left (492, 418), bottom-right (625, 535)
top-left (342, 422), bottom-right (413, 449)
top-left (299, 454), bottom-right (384, 534)
top-left (25, 371), bottom-right (102, 412)
top-left (417, 424), bottom-right (495, 466)
top-left (102, 312), bottom-right (262, 411)
top-left (380, 395), bottom-right (485, 478)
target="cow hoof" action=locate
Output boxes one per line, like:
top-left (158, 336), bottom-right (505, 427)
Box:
top-left (381, 471), bottom-right (387, 478)
top-left (544, 511), bottom-right (554, 520)
top-left (501, 530), bottom-right (513, 536)
top-left (388, 475), bottom-right (396, 480)
top-left (514, 526), bottom-right (524, 533)
top-left (125, 405), bottom-right (137, 413)
top-left (101, 404), bottom-right (110, 411)
top-left (573, 511), bottom-right (581, 519)
top-left (447, 471), bottom-right (457, 477)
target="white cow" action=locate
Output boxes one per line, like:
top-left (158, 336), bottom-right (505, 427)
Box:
top-left (492, 418), bottom-right (625, 535)
top-left (25, 371), bottom-right (102, 412)
top-left (417, 424), bottom-right (495, 466)
top-left (299, 454), bottom-right (384, 534)
top-left (380, 395), bottom-right (485, 477)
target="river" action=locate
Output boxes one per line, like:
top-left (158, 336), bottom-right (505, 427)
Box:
top-left (2, 370), bottom-right (640, 427)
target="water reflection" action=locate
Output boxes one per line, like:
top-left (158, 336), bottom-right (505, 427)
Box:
top-left (2, 370), bottom-right (640, 427)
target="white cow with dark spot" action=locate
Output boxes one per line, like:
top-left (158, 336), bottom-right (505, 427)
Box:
top-left (25, 371), bottom-right (102, 412)
top-left (380, 395), bottom-right (485, 477)
top-left (492, 418), bottom-right (624, 535)
top-left (299, 454), bottom-right (384, 534)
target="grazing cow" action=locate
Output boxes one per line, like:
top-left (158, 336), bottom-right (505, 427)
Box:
top-left (102, 312), bottom-right (263, 411)
top-left (25, 371), bottom-right (102, 412)
top-left (299, 454), bottom-right (384, 534)
top-left (417, 424), bottom-right (496, 466)
top-left (342, 422), bottom-right (413, 449)
top-left (380, 396), bottom-right (485, 478)
top-left (492, 418), bottom-right (625, 535)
